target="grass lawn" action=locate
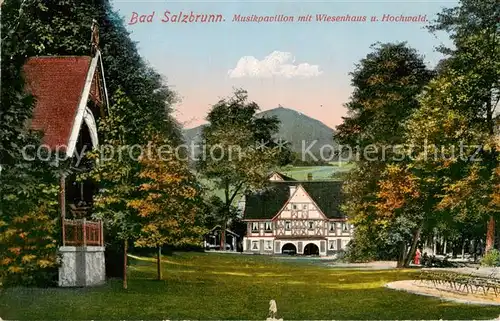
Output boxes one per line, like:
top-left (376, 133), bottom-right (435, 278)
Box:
top-left (280, 164), bottom-right (353, 181)
top-left (1, 252), bottom-right (500, 320)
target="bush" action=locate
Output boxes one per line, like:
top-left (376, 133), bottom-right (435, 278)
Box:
top-left (0, 200), bottom-right (60, 287)
top-left (344, 239), bottom-right (376, 263)
top-left (481, 249), bottom-right (500, 267)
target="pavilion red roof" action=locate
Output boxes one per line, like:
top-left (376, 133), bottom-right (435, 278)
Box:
top-left (23, 56), bottom-right (92, 151)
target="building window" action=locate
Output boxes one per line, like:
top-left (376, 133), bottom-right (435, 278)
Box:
top-left (252, 222), bottom-right (259, 232)
top-left (265, 240), bottom-right (272, 250)
top-left (329, 240), bottom-right (336, 250)
top-left (342, 223), bottom-right (348, 232)
top-left (285, 221), bottom-right (291, 230)
top-left (292, 204), bottom-right (297, 210)
top-left (252, 241), bottom-right (259, 250)
top-left (342, 240), bottom-right (349, 249)
top-left (308, 221), bottom-right (314, 229)
top-left (265, 221), bottom-right (272, 232)
top-left (303, 204), bottom-right (308, 210)
top-left (329, 222), bottom-right (335, 232)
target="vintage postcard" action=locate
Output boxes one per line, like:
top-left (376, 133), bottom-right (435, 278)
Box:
top-left (1, 0), bottom-right (499, 320)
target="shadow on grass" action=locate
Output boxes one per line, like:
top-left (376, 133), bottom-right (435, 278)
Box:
top-left (1, 252), bottom-right (500, 320)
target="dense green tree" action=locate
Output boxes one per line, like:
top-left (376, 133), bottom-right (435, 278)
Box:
top-left (335, 42), bottom-right (434, 148)
top-left (0, 0), bottom-right (64, 286)
top-left (83, 90), bottom-right (141, 289)
top-left (428, 0), bottom-right (500, 251)
top-left (131, 133), bottom-right (207, 280)
top-left (336, 42), bottom-right (433, 266)
top-left (198, 89), bottom-right (281, 250)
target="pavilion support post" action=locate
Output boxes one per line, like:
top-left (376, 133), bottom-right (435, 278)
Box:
top-left (100, 220), bottom-right (104, 247)
top-left (83, 218), bottom-right (87, 247)
top-left (60, 174), bottom-right (66, 246)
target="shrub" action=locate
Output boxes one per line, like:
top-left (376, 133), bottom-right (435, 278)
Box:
top-left (481, 249), bottom-right (500, 267)
top-left (344, 238), bottom-right (376, 263)
top-left (0, 194), bottom-right (60, 287)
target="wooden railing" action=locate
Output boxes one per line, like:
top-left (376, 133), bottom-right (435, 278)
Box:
top-left (63, 219), bottom-right (104, 246)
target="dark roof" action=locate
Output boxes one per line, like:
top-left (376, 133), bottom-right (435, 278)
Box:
top-left (23, 56), bottom-right (92, 150)
top-left (276, 172), bottom-right (297, 181)
top-left (243, 181), bottom-right (344, 220)
top-left (268, 171), bottom-right (297, 181)
top-left (244, 183), bottom-right (291, 220)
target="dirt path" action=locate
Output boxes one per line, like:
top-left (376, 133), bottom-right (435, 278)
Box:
top-left (386, 280), bottom-right (500, 306)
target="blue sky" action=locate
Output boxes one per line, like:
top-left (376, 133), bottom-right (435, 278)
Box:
top-left (111, 0), bottom-right (457, 129)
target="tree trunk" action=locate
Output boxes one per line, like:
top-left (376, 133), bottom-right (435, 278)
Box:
top-left (396, 242), bottom-right (407, 268)
top-left (485, 87), bottom-right (495, 253)
top-left (220, 220), bottom-right (227, 251)
top-left (473, 239), bottom-right (478, 262)
top-left (403, 225), bottom-right (423, 267)
top-left (123, 238), bottom-right (128, 289)
top-left (496, 221), bottom-right (500, 250)
top-left (157, 246), bottom-right (162, 280)
top-left (486, 215), bottom-right (495, 253)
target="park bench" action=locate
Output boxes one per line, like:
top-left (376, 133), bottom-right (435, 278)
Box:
top-left (417, 269), bottom-right (500, 297)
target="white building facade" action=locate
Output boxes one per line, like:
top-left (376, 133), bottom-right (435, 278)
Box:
top-left (242, 173), bottom-right (353, 256)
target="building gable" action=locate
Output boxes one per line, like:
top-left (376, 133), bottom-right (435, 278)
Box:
top-left (243, 181), bottom-right (345, 220)
top-left (268, 171), bottom-right (297, 182)
top-left (269, 172), bottom-right (283, 181)
top-left (272, 185), bottom-right (327, 220)
top-left (23, 52), bottom-right (109, 157)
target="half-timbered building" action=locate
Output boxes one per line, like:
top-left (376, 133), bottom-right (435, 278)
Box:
top-left (242, 172), bottom-right (353, 256)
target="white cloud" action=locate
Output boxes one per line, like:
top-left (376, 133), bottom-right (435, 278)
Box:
top-left (228, 51), bottom-right (322, 79)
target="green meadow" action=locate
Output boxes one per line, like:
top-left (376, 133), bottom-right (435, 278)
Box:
top-left (1, 252), bottom-right (499, 320)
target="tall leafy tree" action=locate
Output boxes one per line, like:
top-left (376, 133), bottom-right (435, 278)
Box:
top-left (198, 89), bottom-right (281, 250)
top-left (0, 0), bottom-right (63, 286)
top-left (428, 0), bottom-right (500, 251)
top-left (130, 133), bottom-right (207, 280)
top-left (84, 90), bottom-right (140, 289)
top-left (336, 42), bottom-right (433, 266)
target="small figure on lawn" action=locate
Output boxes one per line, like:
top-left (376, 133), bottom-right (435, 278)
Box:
top-left (267, 299), bottom-right (283, 321)
top-left (269, 299), bottom-right (277, 319)
top-left (414, 248), bottom-right (421, 265)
